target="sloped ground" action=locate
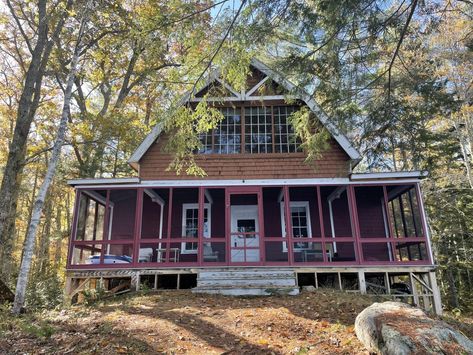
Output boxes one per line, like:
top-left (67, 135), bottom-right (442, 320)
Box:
top-left (0, 290), bottom-right (471, 354)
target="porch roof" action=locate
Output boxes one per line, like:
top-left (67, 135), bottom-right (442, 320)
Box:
top-left (67, 171), bottom-right (427, 188)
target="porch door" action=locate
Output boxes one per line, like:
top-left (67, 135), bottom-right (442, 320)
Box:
top-left (230, 205), bottom-right (260, 263)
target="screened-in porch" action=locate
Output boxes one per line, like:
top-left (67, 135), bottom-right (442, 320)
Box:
top-left (67, 183), bottom-right (432, 268)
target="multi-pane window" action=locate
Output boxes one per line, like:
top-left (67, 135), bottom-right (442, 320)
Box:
top-left (215, 107), bottom-right (241, 153)
top-left (245, 107), bottom-right (272, 153)
top-left (291, 205), bottom-right (310, 238)
top-left (181, 204), bottom-right (210, 254)
top-left (199, 107), bottom-right (241, 154)
top-left (198, 131), bottom-right (213, 154)
top-left (198, 105), bottom-right (301, 154)
top-left (274, 106), bottom-right (301, 153)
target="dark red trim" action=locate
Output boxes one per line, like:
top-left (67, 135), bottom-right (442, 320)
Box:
top-left (67, 190), bottom-right (81, 268)
top-left (283, 186), bottom-right (294, 265)
top-left (348, 186), bottom-right (362, 264)
top-left (198, 187), bottom-right (204, 265)
top-left (257, 188), bottom-right (266, 264)
top-left (316, 186), bottom-right (328, 263)
top-left (132, 188), bottom-right (143, 266)
top-left (67, 183), bottom-right (434, 269)
top-left (415, 183), bottom-right (433, 264)
top-left (166, 188), bottom-right (173, 263)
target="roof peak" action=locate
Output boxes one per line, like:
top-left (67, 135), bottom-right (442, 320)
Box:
top-left (128, 57), bottom-right (361, 170)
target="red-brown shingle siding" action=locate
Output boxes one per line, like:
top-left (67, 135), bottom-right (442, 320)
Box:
top-left (138, 135), bottom-right (351, 180)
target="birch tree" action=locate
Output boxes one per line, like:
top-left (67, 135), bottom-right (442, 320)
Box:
top-left (12, 0), bottom-right (91, 315)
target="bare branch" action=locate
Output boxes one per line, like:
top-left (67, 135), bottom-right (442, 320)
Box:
top-left (190, 0), bottom-right (248, 96)
top-left (5, 0), bottom-right (34, 54)
top-left (387, 0), bottom-right (418, 102)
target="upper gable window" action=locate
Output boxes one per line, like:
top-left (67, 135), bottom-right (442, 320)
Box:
top-left (198, 105), bottom-right (302, 155)
top-left (245, 106), bottom-right (273, 153)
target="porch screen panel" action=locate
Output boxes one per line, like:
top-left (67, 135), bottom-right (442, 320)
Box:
top-left (214, 107), bottom-right (241, 154)
top-left (274, 106), bottom-right (301, 153)
top-left (386, 185), bottom-right (426, 262)
top-left (245, 106), bottom-right (272, 153)
top-left (75, 191), bottom-right (106, 241)
top-left (108, 189), bottom-right (137, 241)
top-left (387, 186), bottom-right (424, 238)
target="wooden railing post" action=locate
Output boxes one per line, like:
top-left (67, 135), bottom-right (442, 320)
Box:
top-left (132, 188), bottom-right (144, 267)
top-left (283, 186), bottom-right (294, 265)
top-left (198, 187), bottom-right (204, 265)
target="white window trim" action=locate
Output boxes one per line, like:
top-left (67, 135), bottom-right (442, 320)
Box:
top-left (181, 203), bottom-right (211, 254)
top-left (280, 201), bottom-right (312, 252)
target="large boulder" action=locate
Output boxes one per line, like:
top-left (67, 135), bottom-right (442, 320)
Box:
top-left (355, 301), bottom-right (473, 355)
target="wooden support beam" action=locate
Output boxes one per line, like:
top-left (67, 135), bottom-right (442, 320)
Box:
top-left (420, 273), bottom-right (432, 311)
top-left (69, 278), bottom-right (91, 299)
top-left (314, 272), bottom-right (318, 289)
top-left (428, 271), bottom-right (443, 315)
top-left (108, 281), bottom-right (131, 295)
top-left (409, 272), bottom-right (419, 306)
top-left (131, 272), bottom-right (139, 291)
top-left (385, 272), bottom-right (391, 294)
top-left (358, 271), bottom-right (366, 294)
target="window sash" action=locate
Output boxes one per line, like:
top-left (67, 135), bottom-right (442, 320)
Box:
top-left (181, 203), bottom-right (211, 254)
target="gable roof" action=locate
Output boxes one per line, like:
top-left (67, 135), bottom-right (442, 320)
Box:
top-left (128, 58), bottom-right (361, 170)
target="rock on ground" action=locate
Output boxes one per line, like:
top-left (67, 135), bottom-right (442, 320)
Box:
top-left (355, 301), bottom-right (473, 355)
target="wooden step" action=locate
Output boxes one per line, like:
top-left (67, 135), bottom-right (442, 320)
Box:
top-left (192, 286), bottom-right (300, 296)
top-left (197, 278), bottom-right (296, 287)
top-left (193, 268), bottom-right (299, 296)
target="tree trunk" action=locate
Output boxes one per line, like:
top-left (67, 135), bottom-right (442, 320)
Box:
top-left (37, 196), bottom-right (52, 274)
top-left (0, 0), bottom-right (72, 269)
top-left (12, 6), bottom-right (89, 314)
top-left (446, 267), bottom-right (460, 309)
top-left (53, 205), bottom-right (63, 269)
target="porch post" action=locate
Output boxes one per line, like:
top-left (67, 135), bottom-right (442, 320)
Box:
top-left (283, 186), bottom-right (294, 265)
top-left (383, 186), bottom-right (397, 263)
top-left (358, 271), bottom-right (366, 294)
top-left (166, 188), bottom-right (173, 264)
top-left (225, 187), bottom-right (230, 266)
top-left (132, 188), bottom-right (144, 267)
top-left (101, 190), bottom-right (111, 264)
top-left (316, 186), bottom-right (328, 263)
top-left (428, 271), bottom-right (443, 315)
top-left (67, 190), bottom-right (81, 268)
top-left (348, 186), bottom-right (363, 264)
top-left (257, 187), bottom-right (265, 264)
top-left (415, 183), bottom-right (434, 264)
top-left (197, 187), bottom-right (204, 265)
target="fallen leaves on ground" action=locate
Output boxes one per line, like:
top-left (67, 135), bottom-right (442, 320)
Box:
top-left (0, 289), bottom-right (471, 354)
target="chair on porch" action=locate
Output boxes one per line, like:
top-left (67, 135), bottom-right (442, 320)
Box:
top-left (139, 248), bottom-right (153, 263)
top-left (203, 244), bottom-right (219, 261)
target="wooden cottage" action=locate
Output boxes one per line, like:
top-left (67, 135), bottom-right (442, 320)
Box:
top-left (66, 59), bottom-right (441, 313)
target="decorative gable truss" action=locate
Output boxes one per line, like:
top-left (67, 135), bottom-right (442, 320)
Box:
top-left (128, 58), bottom-right (361, 170)
top-left (190, 66), bottom-right (288, 102)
